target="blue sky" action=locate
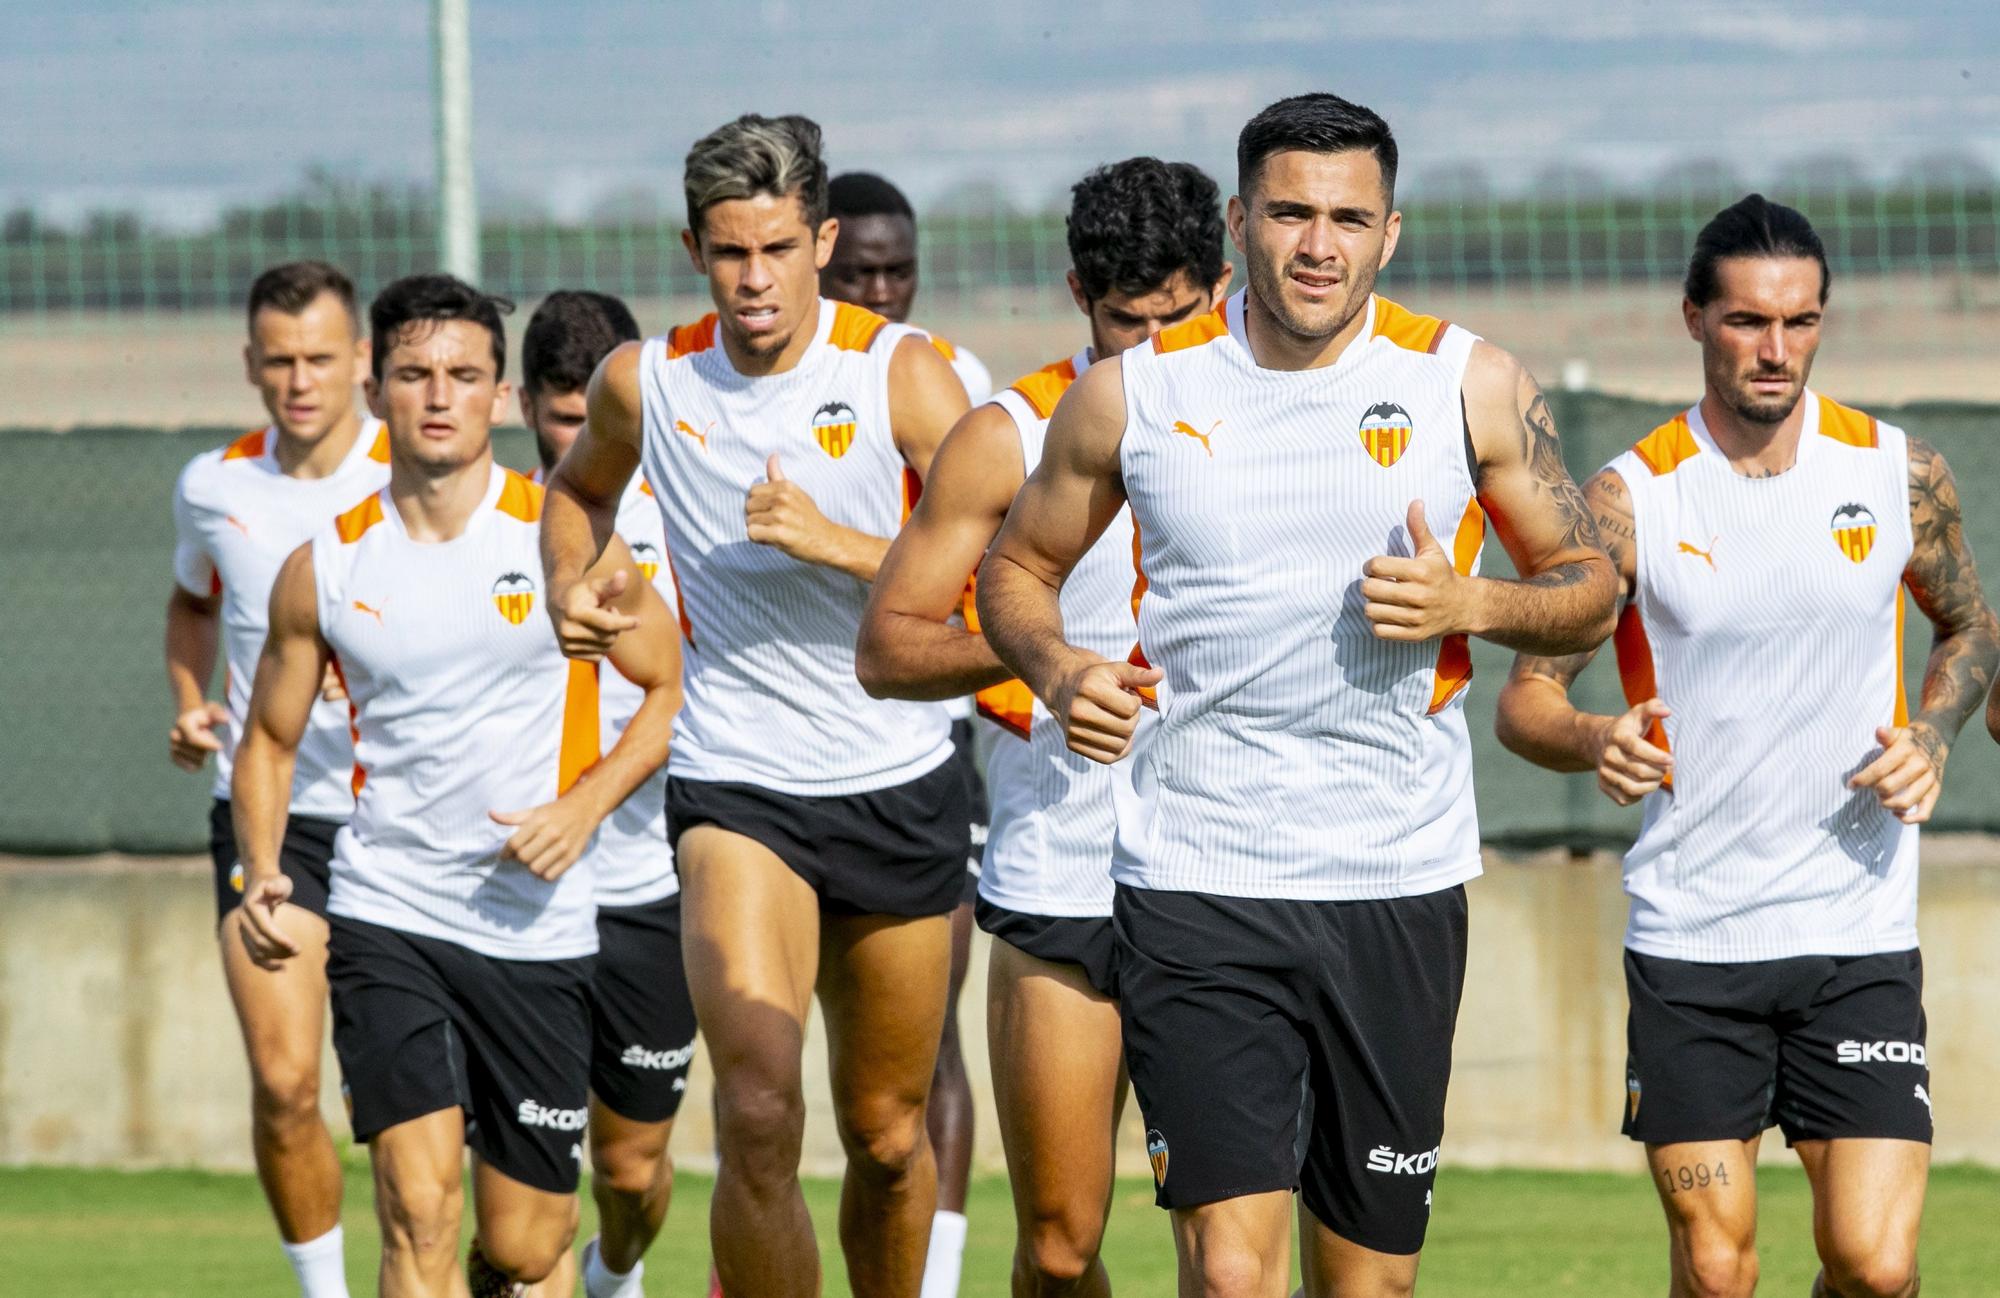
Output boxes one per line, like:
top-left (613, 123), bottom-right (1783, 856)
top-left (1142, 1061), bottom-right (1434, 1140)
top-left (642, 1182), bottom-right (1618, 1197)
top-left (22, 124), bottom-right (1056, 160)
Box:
top-left (5, 1), bottom-right (1997, 225)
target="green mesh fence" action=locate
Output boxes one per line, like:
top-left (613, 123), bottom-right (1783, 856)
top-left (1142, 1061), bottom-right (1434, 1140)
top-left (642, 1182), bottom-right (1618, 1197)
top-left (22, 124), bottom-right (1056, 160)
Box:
top-left (4, 398), bottom-right (1997, 856)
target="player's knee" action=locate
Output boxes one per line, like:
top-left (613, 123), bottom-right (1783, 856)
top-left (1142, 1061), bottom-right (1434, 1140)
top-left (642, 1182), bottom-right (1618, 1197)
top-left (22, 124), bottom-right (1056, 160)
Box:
top-left (1681, 1231), bottom-right (1758, 1298)
top-left (1020, 1210), bottom-right (1103, 1289)
top-left (834, 1094), bottom-right (928, 1180)
top-left (593, 1136), bottom-right (671, 1202)
top-left (1185, 1244), bottom-right (1278, 1298)
top-left (716, 1081), bottom-right (805, 1184)
top-left (248, 1056), bottom-right (322, 1130)
top-left (377, 1176), bottom-right (461, 1260)
top-left (1819, 1240), bottom-right (1919, 1298)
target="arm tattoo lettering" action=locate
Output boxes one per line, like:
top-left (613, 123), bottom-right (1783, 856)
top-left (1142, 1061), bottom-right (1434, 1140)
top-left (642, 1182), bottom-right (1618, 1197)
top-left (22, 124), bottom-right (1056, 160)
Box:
top-left (1510, 649), bottom-right (1595, 688)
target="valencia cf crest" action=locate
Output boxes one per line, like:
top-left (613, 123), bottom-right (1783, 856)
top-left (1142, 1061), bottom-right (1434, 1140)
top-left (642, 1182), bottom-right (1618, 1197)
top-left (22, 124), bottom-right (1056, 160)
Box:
top-left (1146, 1128), bottom-right (1170, 1188)
top-left (1830, 502), bottom-right (1877, 563)
top-left (492, 571), bottom-right (537, 624)
top-left (629, 540), bottom-right (662, 583)
top-left (813, 401), bottom-right (859, 459)
top-left (1626, 1069), bottom-right (1642, 1124)
top-left (1359, 401), bottom-right (1414, 467)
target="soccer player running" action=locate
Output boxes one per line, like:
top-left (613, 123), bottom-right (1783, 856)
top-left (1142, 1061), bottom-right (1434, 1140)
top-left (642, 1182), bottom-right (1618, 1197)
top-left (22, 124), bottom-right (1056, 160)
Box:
top-left (977, 94), bottom-right (1619, 1298)
top-left (820, 165), bottom-right (992, 1298)
top-left (234, 274), bottom-right (683, 1298)
top-left (1496, 196), bottom-right (1999, 1298)
top-left (166, 260), bottom-right (387, 1298)
top-left (858, 155), bottom-right (1232, 1298)
top-left (540, 114), bottom-right (972, 1298)
top-left (518, 291), bottom-right (697, 1298)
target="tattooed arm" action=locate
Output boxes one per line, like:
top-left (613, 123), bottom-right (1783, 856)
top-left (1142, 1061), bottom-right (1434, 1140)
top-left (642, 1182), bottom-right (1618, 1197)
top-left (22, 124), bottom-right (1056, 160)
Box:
top-left (1850, 437), bottom-right (1999, 822)
top-left (1494, 469), bottom-right (1674, 801)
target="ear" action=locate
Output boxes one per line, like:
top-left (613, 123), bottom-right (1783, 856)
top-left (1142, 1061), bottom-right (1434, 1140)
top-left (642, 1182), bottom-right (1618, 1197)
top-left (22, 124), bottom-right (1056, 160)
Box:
top-left (364, 375), bottom-right (385, 421)
top-left (1210, 261), bottom-right (1235, 303)
top-left (1066, 268), bottom-right (1090, 317)
top-left (681, 226), bottom-right (706, 274)
top-left (1378, 208), bottom-right (1402, 269)
top-left (489, 381), bottom-right (513, 428)
top-left (517, 386), bottom-right (536, 431)
top-left (1682, 297), bottom-right (1703, 342)
top-left (242, 342), bottom-right (258, 387)
top-left (814, 217), bottom-right (840, 271)
top-left (352, 334), bottom-right (371, 372)
top-left (1226, 194), bottom-right (1248, 256)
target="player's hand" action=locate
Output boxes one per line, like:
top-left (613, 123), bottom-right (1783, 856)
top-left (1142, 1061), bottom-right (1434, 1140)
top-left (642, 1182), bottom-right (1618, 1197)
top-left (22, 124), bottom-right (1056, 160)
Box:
top-left (1049, 655), bottom-right (1163, 765)
top-left (1849, 723), bottom-right (1946, 824)
top-left (169, 700), bottom-right (230, 770)
top-left (319, 662), bottom-right (347, 703)
top-left (236, 873), bottom-right (300, 969)
top-left (1362, 501), bottom-right (1475, 641)
top-left (490, 798), bottom-right (598, 881)
top-left (549, 569), bottom-right (638, 662)
top-left (746, 454), bottom-right (837, 564)
top-left (1590, 698), bottom-right (1674, 805)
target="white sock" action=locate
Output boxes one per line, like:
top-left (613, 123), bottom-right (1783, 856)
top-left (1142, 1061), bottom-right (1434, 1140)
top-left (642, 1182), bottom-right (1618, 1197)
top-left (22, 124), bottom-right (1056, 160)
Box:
top-left (583, 1236), bottom-right (646, 1298)
top-left (281, 1225), bottom-right (350, 1298)
top-left (919, 1210), bottom-right (968, 1298)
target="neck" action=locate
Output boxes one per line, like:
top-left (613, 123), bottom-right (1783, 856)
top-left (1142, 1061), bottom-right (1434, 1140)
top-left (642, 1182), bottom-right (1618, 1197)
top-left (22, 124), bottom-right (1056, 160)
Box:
top-left (272, 403), bottom-right (363, 479)
top-left (1699, 389), bottom-right (1808, 477)
top-left (389, 448), bottom-right (495, 542)
top-left (1241, 289), bottom-right (1371, 372)
top-left (721, 296), bottom-right (823, 377)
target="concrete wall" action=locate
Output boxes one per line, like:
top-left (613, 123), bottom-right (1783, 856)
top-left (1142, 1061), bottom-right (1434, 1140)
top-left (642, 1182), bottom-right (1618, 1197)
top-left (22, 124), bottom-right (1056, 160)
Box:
top-left (4, 843), bottom-right (1996, 1176)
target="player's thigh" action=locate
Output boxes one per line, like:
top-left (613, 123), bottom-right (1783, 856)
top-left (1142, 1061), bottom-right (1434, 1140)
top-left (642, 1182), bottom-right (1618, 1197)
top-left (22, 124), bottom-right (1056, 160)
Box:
top-left (219, 905), bottom-right (331, 1083)
top-left (988, 937), bottom-right (1125, 1237)
top-left (677, 826), bottom-right (820, 1048)
top-left (471, 1153), bottom-right (581, 1266)
top-left (588, 1100), bottom-right (675, 1188)
top-left (369, 1106), bottom-right (467, 1242)
top-left (1297, 1202), bottom-right (1419, 1298)
top-left (1170, 1190), bottom-right (1294, 1298)
top-left (1795, 1138), bottom-right (1928, 1276)
top-left (818, 909), bottom-right (952, 1122)
top-left (1646, 1139), bottom-right (1761, 1258)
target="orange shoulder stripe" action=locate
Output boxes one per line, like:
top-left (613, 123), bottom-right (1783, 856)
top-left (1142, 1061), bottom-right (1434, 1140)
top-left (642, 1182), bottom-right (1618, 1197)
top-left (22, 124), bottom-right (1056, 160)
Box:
top-left (222, 428), bottom-right (267, 461)
top-left (366, 426), bottom-right (391, 462)
top-left (828, 301), bottom-right (890, 352)
top-left (1629, 415), bottom-right (1701, 476)
top-left (929, 334), bottom-right (958, 361)
top-left (1008, 357), bottom-right (1080, 421)
top-left (1426, 497), bottom-right (1486, 714)
top-left (1151, 306), bottom-right (1230, 354)
top-left (1371, 296), bottom-right (1450, 354)
top-left (667, 315), bottom-right (719, 359)
top-left (495, 469), bottom-right (544, 523)
top-left (1816, 394), bottom-right (1879, 448)
top-left (334, 493), bottom-right (385, 543)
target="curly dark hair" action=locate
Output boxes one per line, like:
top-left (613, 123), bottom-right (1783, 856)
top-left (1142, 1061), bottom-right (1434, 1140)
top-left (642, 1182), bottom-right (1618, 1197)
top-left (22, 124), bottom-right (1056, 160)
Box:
top-left (1067, 158), bottom-right (1225, 302)
top-left (368, 273), bottom-right (515, 381)
top-left (1684, 193), bottom-right (1830, 307)
top-left (522, 290), bottom-right (640, 394)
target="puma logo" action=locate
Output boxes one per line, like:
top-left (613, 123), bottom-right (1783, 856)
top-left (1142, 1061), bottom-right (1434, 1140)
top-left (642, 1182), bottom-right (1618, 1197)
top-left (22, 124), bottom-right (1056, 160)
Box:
top-left (1677, 537), bottom-right (1718, 570)
top-left (224, 514), bottom-right (251, 536)
top-left (674, 419), bottom-right (713, 451)
top-left (1171, 419), bottom-right (1220, 457)
top-left (351, 599), bottom-right (386, 626)
top-left (1915, 1083), bottom-right (1933, 1118)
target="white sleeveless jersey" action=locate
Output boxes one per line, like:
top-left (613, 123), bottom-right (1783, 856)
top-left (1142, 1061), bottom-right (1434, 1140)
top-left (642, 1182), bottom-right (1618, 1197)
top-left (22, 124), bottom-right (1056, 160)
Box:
top-left (1111, 291), bottom-right (1488, 901)
top-left (314, 466), bottom-right (602, 959)
top-left (925, 332), bottom-right (994, 406)
top-left (172, 420), bottom-right (389, 818)
top-left (970, 351), bottom-right (1139, 917)
top-left (1610, 394), bottom-right (1917, 962)
top-left (637, 299), bottom-right (953, 794)
top-left (531, 469), bottom-right (680, 908)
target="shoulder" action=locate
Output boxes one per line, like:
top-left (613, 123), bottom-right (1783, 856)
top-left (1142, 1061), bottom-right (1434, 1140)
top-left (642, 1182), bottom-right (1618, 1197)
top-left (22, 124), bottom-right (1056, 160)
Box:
top-left (494, 467), bottom-right (545, 524)
top-left (1812, 393), bottom-right (1883, 450)
top-left (1002, 354), bottom-right (1084, 423)
top-left (1370, 295), bottom-right (1462, 357)
top-left (1459, 337), bottom-right (1531, 408)
top-left (176, 428), bottom-right (263, 503)
top-left (1624, 409), bottom-right (1702, 478)
top-left (1143, 303), bottom-right (1232, 366)
top-left (662, 315), bottom-right (720, 362)
top-left (329, 490), bottom-right (389, 546)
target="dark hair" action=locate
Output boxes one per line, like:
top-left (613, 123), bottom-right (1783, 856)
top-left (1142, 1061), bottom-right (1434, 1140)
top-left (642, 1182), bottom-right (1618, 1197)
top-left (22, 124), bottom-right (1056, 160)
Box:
top-left (246, 260), bottom-right (357, 330)
top-left (522, 290), bottom-right (640, 394)
top-left (1684, 193), bottom-right (1830, 306)
top-left (367, 273), bottom-right (515, 381)
top-left (1068, 158), bottom-right (1225, 301)
top-left (828, 172), bottom-right (914, 222)
top-left (1237, 93), bottom-right (1398, 200)
top-left (685, 113), bottom-right (829, 233)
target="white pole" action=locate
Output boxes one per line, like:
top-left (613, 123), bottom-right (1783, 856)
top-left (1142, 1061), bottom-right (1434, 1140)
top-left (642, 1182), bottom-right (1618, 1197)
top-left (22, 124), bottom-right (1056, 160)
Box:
top-left (433, 0), bottom-right (479, 282)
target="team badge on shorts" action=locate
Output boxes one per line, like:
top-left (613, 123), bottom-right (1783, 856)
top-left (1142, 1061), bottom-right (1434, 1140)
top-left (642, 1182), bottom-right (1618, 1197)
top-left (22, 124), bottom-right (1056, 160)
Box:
top-left (1831, 503), bottom-right (1877, 563)
top-left (229, 862), bottom-right (245, 894)
top-left (813, 401), bottom-right (859, 459)
top-left (1360, 401), bottom-right (1415, 467)
top-left (491, 572), bottom-right (537, 624)
top-left (1146, 1128), bottom-right (1170, 1188)
top-left (629, 540), bottom-right (662, 582)
top-left (1626, 1068), bottom-right (1642, 1124)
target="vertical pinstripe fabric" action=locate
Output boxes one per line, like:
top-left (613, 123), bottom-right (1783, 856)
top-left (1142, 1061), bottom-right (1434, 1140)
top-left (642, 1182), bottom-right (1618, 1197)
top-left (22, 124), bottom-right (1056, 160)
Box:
top-left (638, 300), bottom-right (954, 795)
top-left (314, 465), bottom-right (600, 960)
top-left (1110, 292), bottom-right (1487, 901)
top-left (1615, 393), bottom-right (1918, 962)
top-left (979, 350), bottom-right (1136, 918)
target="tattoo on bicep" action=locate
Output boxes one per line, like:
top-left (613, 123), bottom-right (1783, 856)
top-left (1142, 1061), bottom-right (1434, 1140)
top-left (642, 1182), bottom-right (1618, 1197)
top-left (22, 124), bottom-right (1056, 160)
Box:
top-left (1490, 375), bottom-right (1604, 558)
top-left (1511, 649), bottom-right (1594, 688)
top-left (1904, 438), bottom-right (1999, 741)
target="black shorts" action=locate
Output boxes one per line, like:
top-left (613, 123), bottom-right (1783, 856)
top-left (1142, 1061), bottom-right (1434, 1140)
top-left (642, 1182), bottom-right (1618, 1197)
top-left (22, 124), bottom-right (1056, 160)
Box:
top-left (327, 916), bottom-right (593, 1194)
top-left (667, 756), bottom-right (970, 918)
top-left (976, 897), bottom-right (1118, 1000)
top-left (1115, 883), bottom-right (1468, 1257)
top-left (1622, 948), bottom-right (1932, 1147)
top-left (950, 718), bottom-right (990, 894)
top-left (208, 797), bottom-right (339, 922)
top-left (589, 894), bottom-right (699, 1123)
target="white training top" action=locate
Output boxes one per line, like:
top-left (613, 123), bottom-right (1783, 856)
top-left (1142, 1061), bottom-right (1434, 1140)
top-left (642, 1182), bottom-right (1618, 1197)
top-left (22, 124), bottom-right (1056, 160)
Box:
top-left (172, 420), bottom-right (389, 819)
top-left (531, 469), bottom-right (680, 908)
top-left (315, 466), bottom-right (602, 959)
top-left (637, 299), bottom-right (954, 795)
top-left (1111, 291), bottom-right (1488, 901)
top-left (972, 350), bottom-right (1139, 918)
top-left (1610, 393), bottom-right (1918, 962)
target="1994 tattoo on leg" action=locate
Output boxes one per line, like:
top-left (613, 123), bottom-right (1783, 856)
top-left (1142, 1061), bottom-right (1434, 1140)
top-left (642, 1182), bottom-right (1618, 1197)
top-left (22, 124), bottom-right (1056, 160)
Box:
top-left (1658, 1159), bottom-right (1733, 1195)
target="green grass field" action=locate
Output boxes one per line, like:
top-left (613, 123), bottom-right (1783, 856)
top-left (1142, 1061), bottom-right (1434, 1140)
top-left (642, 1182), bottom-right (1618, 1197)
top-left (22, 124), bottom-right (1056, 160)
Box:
top-left (5, 1162), bottom-right (1997, 1295)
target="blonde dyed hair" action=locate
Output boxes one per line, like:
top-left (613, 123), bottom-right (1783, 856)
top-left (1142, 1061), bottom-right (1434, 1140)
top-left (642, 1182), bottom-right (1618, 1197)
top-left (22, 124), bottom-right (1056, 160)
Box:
top-left (684, 113), bottom-right (829, 234)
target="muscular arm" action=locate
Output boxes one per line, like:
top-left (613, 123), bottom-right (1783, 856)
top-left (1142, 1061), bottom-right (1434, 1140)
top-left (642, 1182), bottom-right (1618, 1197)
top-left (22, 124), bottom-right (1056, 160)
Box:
top-left (1900, 438), bottom-right (1999, 765)
top-left (856, 403), bottom-right (1025, 700)
top-left (581, 536), bottom-right (684, 818)
top-left (544, 341), bottom-right (644, 607)
top-left (165, 585), bottom-right (229, 769)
